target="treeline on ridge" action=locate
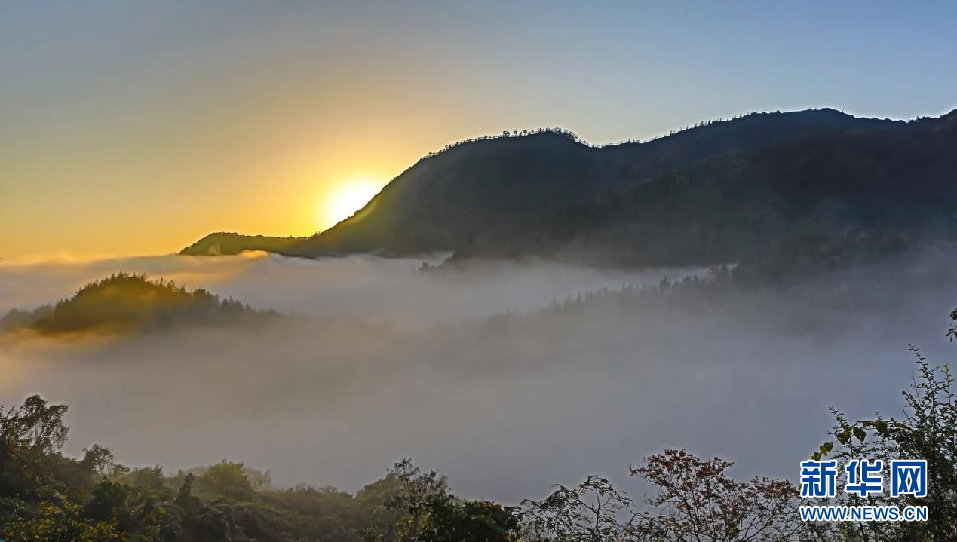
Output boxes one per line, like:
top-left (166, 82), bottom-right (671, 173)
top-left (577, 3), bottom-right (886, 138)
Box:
top-left (0, 273), bottom-right (278, 335)
top-left (179, 233), bottom-right (307, 257)
top-left (181, 108), bottom-right (957, 283)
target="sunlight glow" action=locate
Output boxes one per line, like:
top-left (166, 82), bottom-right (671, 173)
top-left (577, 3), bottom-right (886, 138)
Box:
top-left (322, 180), bottom-right (383, 228)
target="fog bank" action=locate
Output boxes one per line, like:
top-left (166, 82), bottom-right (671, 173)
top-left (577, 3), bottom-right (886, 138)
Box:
top-left (1, 250), bottom-right (955, 502)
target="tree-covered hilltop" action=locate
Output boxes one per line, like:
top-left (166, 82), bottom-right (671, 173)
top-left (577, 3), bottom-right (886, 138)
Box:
top-left (179, 233), bottom-right (307, 256)
top-left (0, 273), bottom-right (278, 335)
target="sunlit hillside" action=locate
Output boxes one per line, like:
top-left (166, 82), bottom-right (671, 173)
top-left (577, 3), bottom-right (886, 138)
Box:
top-left (0, 273), bottom-right (277, 335)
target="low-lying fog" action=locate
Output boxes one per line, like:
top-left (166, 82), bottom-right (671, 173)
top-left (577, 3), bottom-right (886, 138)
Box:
top-left (1, 250), bottom-right (955, 503)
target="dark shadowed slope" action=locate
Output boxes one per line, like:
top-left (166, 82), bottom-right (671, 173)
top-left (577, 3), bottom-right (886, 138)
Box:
top-left (455, 110), bottom-right (957, 273)
top-left (283, 109), bottom-right (899, 259)
top-left (180, 109), bottom-right (956, 271)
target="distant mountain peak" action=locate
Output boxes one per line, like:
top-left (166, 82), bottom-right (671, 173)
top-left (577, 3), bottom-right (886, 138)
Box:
top-left (181, 232), bottom-right (307, 256)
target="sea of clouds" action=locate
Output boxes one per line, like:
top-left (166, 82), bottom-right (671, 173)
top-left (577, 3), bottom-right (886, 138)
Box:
top-left (1, 250), bottom-right (955, 502)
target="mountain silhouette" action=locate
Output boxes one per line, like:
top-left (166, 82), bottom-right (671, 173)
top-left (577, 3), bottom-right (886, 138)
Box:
top-left (180, 232), bottom-right (307, 256)
top-left (184, 108), bottom-right (957, 272)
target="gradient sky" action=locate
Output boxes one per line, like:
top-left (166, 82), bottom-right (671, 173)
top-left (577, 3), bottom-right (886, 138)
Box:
top-left (2, 1), bottom-right (956, 258)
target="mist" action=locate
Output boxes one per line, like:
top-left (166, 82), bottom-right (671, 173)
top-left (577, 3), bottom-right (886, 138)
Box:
top-left (1, 250), bottom-right (955, 503)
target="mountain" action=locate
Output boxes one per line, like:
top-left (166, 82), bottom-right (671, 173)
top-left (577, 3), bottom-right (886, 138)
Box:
top-left (0, 273), bottom-right (278, 335)
top-left (454, 110), bottom-right (957, 273)
top-left (181, 108), bottom-right (957, 272)
top-left (180, 232), bottom-right (307, 256)
top-left (283, 108), bottom-right (901, 259)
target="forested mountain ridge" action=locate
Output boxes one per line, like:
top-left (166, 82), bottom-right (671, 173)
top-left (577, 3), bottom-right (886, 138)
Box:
top-left (453, 109), bottom-right (957, 274)
top-left (181, 108), bottom-right (957, 271)
top-left (282, 108), bottom-right (905, 259)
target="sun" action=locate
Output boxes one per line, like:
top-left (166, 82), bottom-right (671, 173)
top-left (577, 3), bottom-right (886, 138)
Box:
top-left (322, 180), bottom-right (382, 228)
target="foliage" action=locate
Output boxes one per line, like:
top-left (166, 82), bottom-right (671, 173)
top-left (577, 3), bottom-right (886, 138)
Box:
top-left (0, 395), bottom-right (70, 500)
top-left (521, 450), bottom-right (800, 542)
top-left (379, 459), bottom-right (520, 542)
top-left (0, 395), bottom-right (395, 541)
top-left (811, 342), bottom-right (957, 541)
top-left (520, 475), bottom-right (644, 541)
top-left (3, 496), bottom-right (125, 542)
top-left (0, 401), bottom-right (519, 541)
top-left (633, 449), bottom-right (801, 541)
top-left (0, 273), bottom-right (279, 335)
top-left (273, 108), bottom-right (957, 284)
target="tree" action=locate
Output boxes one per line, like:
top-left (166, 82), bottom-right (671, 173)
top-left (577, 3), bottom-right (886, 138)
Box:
top-left (1, 496), bottom-right (123, 542)
top-left (521, 451), bottom-right (800, 542)
top-left (1, 394), bottom-right (69, 453)
top-left (632, 449), bottom-right (800, 541)
top-left (81, 444), bottom-right (118, 475)
top-left (520, 475), bottom-right (644, 541)
top-left (0, 395), bottom-right (70, 498)
top-left (378, 459), bottom-right (520, 542)
top-left (813, 343), bottom-right (957, 541)
top-left (197, 460), bottom-right (255, 500)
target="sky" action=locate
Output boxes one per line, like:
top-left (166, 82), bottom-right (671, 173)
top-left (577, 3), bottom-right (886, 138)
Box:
top-left (2, 0), bottom-right (956, 258)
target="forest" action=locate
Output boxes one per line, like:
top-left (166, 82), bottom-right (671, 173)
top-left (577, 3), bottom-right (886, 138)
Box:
top-left (0, 274), bottom-right (278, 336)
top-left (179, 109), bottom-right (957, 277)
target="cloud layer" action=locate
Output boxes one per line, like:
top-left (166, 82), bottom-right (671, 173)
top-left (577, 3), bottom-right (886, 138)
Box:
top-left (1, 251), bottom-right (955, 502)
